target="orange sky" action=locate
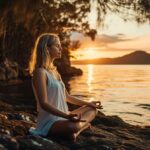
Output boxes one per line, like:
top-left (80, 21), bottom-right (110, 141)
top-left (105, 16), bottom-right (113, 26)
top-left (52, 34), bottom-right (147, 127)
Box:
top-left (70, 1), bottom-right (150, 61)
top-left (70, 33), bottom-right (150, 60)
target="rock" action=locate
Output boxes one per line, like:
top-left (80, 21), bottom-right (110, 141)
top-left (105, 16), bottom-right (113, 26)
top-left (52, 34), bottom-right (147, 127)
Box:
top-left (0, 67), bottom-right (6, 80)
top-left (7, 114), bottom-right (23, 120)
top-left (57, 65), bottom-right (83, 77)
top-left (17, 135), bottom-right (68, 150)
top-left (0, 134), bottom-right (19, 150)
top-left (6, 67), bottom-right (18, 80)
top-left (92, 113), bottom-right (130, 127)
top-left (0, 58), bottom-right (18, 81)
top-left (7, 113), bottom-right (31, 122)
top-left (0, 144), bottom-right (7, 150)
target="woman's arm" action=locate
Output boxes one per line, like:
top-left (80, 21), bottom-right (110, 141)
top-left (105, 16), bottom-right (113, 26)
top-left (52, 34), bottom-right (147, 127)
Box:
top-left (65, 90), bottom-right (90, 106)
top-left (57, 70), bottom-right (102, 109)
top-left (32, 68), bottom-right (69, 119)
top-left (65, 90), bottom-right (103, 109)
top-left (56, 71), bottom-right (88, 106)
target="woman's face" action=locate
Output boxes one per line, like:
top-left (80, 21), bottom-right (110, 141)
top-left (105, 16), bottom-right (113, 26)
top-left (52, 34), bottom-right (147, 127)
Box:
top-left (48, 38), bottom-right (62, 59)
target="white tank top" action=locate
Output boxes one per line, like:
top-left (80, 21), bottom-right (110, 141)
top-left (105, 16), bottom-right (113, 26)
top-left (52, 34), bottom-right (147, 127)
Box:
top-left (29, 68), bottom-right (69, 136)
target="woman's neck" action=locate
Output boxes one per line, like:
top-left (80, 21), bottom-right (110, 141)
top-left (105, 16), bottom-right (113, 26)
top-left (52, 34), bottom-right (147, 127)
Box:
top-left (48, 61), bottom-right (55, 70)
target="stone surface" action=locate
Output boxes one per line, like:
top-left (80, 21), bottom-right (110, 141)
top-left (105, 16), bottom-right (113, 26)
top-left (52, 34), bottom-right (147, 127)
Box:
top-left (0, 58), bottom-right (18, 81)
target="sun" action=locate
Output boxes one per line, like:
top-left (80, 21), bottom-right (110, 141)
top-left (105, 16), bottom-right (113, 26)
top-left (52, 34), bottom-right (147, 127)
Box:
top-left (86, 48), bottom-right (94, 54)
top-left (71, 47), bottom-right (103, 60)
top-left (84, 47), bottom-right (99, 59)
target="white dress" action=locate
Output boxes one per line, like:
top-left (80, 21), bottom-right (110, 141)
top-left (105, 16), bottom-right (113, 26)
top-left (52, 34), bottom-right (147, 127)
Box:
top-left (29, 68), bottom-right (69, 137)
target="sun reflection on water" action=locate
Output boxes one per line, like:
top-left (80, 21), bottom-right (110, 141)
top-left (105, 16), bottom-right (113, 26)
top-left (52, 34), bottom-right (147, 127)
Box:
top-left (87, 64), bottom-right (94, 93)
top-left (69, 65), bottom-right (150, 125)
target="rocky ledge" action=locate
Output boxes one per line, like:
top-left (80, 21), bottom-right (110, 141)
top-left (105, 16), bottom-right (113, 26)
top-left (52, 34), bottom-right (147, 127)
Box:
top-left (0, 80), bottom-right (150, 150)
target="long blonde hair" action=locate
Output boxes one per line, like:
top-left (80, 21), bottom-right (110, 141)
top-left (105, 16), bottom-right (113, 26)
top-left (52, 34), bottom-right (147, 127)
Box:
top-left (29, 33), bottom-right (59, 75)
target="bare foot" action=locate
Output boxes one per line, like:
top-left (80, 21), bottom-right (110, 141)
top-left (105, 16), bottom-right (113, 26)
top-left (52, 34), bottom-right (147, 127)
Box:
top-left (68, 123), bottom-right (91, 143)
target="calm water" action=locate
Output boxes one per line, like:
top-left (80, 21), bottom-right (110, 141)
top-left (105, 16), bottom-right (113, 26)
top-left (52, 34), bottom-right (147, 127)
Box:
top-left (69, 65), bottom-right (150, 126)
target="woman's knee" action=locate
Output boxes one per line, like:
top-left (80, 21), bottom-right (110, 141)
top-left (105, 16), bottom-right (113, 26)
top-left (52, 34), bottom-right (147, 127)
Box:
top-left (85, 106), bottom-right (98, 116)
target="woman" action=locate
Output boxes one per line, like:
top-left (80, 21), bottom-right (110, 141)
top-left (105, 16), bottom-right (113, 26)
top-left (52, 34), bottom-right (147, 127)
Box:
top-left (29, 33), bottom-right (102, 142)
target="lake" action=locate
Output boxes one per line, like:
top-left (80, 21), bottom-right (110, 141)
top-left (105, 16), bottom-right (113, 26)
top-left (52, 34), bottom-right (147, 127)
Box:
top-left (69, 65), bottom-right (150, 126)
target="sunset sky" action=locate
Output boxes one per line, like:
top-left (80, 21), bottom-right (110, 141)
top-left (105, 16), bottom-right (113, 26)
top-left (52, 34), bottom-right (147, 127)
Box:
top-left (70, 2), bottom-right (150, 60)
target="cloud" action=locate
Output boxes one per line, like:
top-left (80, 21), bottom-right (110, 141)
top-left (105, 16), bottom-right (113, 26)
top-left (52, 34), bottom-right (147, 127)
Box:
top-left (70, 32), bottom-right (150, 52)
top-left (94, 34), bottom-right (133, 47)
top-left (109, 35), bottom-right (150, 51)
top-left (96, 34), bottom-right (130, 42)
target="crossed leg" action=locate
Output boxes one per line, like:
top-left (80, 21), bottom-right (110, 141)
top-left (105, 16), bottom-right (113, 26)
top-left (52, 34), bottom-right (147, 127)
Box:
top-left (47, 105), bottom-right (98, 142)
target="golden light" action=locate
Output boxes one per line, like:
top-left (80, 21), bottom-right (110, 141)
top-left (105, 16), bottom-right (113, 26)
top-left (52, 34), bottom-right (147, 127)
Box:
top-left (71, 47), bottom-right (105, 61)
top-left (83, 47), bottom-right (100, 60)
top-left (86, 48), bottom-right (94, 54)
top-left (86, 48), bottom-right (95, 57)
top-left (87, 64), bottom-right (94, 92)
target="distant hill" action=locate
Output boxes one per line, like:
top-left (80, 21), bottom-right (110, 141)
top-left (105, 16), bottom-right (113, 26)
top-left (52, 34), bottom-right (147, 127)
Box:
top-left (71, 50), bottom-right (150, 64)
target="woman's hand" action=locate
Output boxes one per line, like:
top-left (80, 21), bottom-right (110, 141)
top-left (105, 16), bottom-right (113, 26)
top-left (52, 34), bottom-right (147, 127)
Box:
top-left (68, 113), bottom-right (86, 122)
top-left (87, 101), bottom-right (103, 109)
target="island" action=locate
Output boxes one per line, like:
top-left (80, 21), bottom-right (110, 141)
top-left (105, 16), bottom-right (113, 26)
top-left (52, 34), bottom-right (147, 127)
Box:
top-left (72, 51), bottom-right (150, 65)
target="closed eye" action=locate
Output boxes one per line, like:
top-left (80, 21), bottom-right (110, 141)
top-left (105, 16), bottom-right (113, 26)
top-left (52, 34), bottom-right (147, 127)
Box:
top-left (56, 44), bottom-right (62, 49)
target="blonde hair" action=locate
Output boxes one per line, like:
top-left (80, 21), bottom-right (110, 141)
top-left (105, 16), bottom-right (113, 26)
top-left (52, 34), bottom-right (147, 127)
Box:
top-left (29, 33), bottom-right (59, 75)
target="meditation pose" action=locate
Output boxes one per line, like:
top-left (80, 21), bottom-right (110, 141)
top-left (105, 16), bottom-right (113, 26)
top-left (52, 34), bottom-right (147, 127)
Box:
top-left (29, 33), bottom-right (102, 142)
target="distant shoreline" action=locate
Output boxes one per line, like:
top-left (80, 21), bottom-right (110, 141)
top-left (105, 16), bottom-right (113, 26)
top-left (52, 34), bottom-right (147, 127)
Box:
top-left (71, 50), bottom-right (150, 65)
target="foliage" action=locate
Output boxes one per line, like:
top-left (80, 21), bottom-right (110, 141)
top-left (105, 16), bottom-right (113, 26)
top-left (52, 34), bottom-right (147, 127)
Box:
top-left (0, 0), bottom-right (149, 71)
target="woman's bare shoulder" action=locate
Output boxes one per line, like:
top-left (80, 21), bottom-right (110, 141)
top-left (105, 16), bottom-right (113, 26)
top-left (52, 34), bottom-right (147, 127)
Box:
top-left (33, 68), bottom-right (45, 74)
top-left (32, 68), bottom-right (46, 82)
